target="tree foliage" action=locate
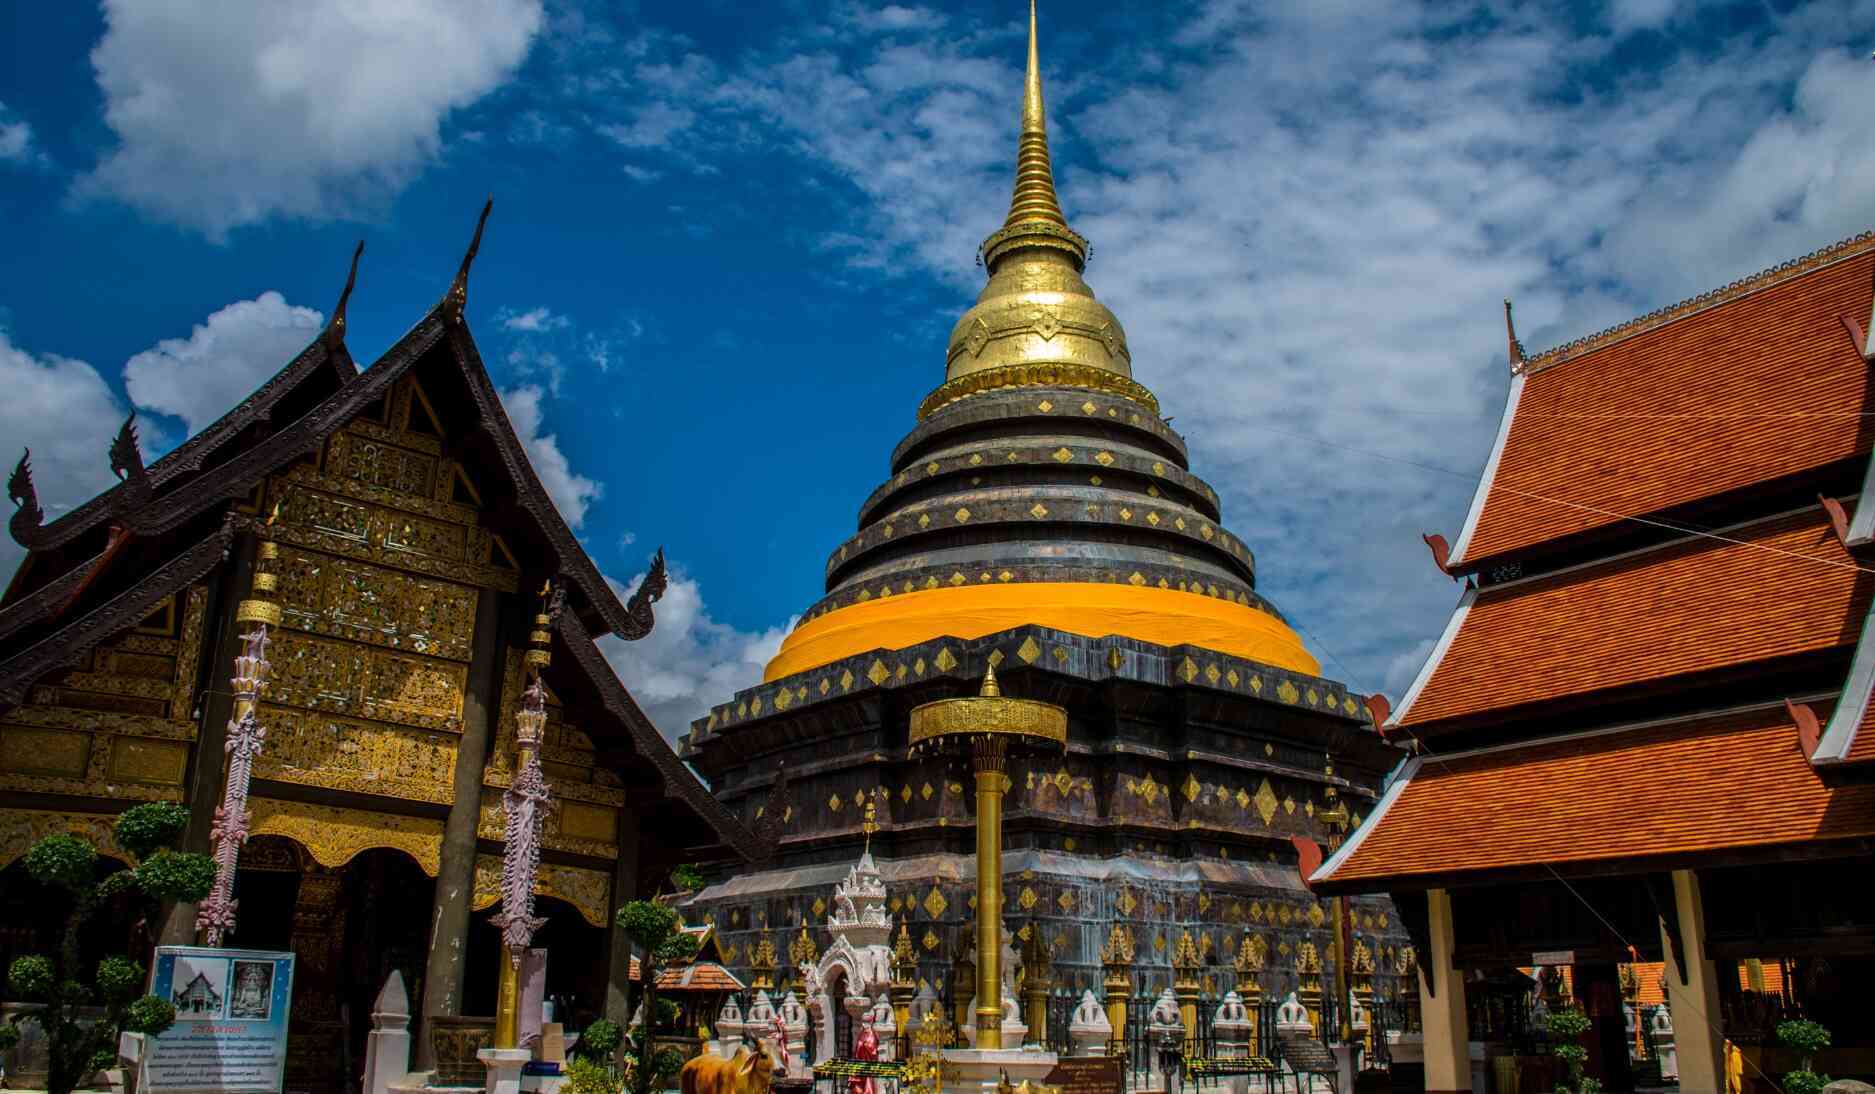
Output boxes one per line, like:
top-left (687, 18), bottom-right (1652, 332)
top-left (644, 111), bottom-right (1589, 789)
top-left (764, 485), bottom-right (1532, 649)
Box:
top-left (614, 899), bottom-right (700, 1094)
top-left (3, 812), bottom-right (211, 1094)
top-left (1778, 1018), bottom-right (1833, 1094)
top-left (1546, 1007), bottom-right (1601, 1094)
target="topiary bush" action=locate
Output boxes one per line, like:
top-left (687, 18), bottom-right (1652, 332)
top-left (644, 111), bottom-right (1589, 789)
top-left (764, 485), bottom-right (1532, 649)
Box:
top-left (613, 900), bottom-right (699, 1094)
top-left (1, 813), bottom-right (210, 1094)
top-left (1778, 1018), bottom-right (1832, 1094)
top-left (578, 1017), bottom-right (623, 1061)
top-left (1547, 1006), bottom-right (1602, 1094)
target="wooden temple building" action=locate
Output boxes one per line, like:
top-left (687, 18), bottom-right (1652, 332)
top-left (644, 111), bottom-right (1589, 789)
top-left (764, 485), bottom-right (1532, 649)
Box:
top-left (1313, 232), bottom-right (1875, 1091)
top-left (0, 213), bottom-right (759, 1092)
top-left (676, 4), bottom-right (1407, 1028)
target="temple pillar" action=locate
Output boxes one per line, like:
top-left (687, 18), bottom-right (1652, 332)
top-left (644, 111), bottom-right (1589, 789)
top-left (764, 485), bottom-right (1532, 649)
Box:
top-left (1661, 869), bottom-right (1725, 1094)
top-left (417, 587), bottom-right (504, 1069)
top-left (604, 808), bottom-right (642, 1025)
top-left (159, 533), bottom-right (257, 945)
top-left (1419, 889), bottom-right (1471, 1094)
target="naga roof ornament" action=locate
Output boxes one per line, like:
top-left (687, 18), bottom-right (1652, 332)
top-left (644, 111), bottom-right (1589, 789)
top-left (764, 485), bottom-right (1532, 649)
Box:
top-left (109, 411), bottom-right (149, 487)
top-left (7, 450), bottom-right (41, 539)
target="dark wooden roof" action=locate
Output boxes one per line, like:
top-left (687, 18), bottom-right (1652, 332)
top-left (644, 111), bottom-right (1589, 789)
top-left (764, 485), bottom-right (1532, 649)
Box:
top-left (0, 515), bottom-right (239, 708)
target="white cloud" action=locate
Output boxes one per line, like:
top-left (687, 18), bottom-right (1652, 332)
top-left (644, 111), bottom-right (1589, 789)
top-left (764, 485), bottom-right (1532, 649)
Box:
top-left (79, 0), bottom-right (543, 237)
top-left (0, 331), bottom-right (130, 581)
top-left (500, 306), bottom-right (571, 333)
top-left (123, 292), bottom-right (323, 436)
top-left (597, 102), bottom-right (697, 148)
top-left (600, 565), bottom-right (794, 741)
top-left (0, 101), bottom-right (43, 165)
top-left (498, 384), bottom-right (602, 528)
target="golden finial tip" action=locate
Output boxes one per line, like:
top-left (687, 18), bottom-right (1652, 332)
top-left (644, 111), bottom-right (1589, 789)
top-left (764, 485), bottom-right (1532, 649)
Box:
top-left (980, 664), bottom-right (1002, 698)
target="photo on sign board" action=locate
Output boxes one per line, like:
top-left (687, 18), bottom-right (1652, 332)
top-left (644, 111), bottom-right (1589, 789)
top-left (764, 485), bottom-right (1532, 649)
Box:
top-left (229, 960), bottom-right (274, 1021)
top-left (170, 956), bottom-right (228, 1020)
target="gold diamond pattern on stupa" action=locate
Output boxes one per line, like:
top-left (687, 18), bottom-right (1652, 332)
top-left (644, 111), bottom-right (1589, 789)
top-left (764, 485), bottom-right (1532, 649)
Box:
top-left (955, 507), bottom-right (971, 523)
top-left (1057, 890), bottom-right (1075, 912)
top-left (1278, 680), bottom-right (1300, 703)
top-left (936, 647), bottom-right (958, 671)
top-left (868, 660), bottom-right (889, 685)
top-left (1019, 886), bottom-right (1038, 911)
top-left (923, 929), bottom-right (940, 951)
top-left (1283, 795), bottom-right (1296, 815)
top-left (1308, 902), bottom-right (1326, 929)
top-left (1253, 779), bottom-right (1278, 825)
top-left (1018, 636), bottom-right (1041, 663)
top-left (1052, 447), bottom-right (1073, 463)
top-left (921, 782), bottom-right (934, 800)
top-left (923, 886), bottom-right (947, 918)
top-left (1183, 773), bottom-right (1201, 802)
top-left (1030, 503), bottom-right (1049, 518)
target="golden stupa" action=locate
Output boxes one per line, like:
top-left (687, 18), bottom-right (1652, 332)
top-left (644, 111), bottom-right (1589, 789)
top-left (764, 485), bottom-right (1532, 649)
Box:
top-left (765, 0), bottom-right (1316, 681)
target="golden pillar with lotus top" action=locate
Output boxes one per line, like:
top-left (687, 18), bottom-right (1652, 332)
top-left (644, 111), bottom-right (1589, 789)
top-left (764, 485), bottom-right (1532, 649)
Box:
top-left (909, 666), bottom-right (1066, 1050)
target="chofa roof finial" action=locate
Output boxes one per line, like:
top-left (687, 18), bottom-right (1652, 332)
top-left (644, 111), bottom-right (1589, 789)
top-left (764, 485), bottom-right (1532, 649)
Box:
top-left (324, 240), bottom-right (365, 350)
top-left (109, 411), bottom-right (147, 485)
top-left (1504, 298), bottom-right (1527, 370)
top-left (446, 197), bottom-right (494, 321)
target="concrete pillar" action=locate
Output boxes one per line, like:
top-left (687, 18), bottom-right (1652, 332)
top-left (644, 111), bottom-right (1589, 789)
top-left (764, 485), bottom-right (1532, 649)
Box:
top-left (604, 809), bottom-right (642, 1025)
top-left (417, 588), bottom-right (504, 1068)
top-left (1661, 869), bottom-right (1724, 1094)
top-left (1419, 888), bottom-right (1471, 1094)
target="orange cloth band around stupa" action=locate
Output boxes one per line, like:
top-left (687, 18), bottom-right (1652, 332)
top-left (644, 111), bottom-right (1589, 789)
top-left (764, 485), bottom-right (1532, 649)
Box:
top-left (763, 581), bottom-right (1320, 681)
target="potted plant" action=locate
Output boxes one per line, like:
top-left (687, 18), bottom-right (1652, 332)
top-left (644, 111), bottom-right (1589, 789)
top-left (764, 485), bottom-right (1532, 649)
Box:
top-left (0, 805), bottom-right (214, 1094)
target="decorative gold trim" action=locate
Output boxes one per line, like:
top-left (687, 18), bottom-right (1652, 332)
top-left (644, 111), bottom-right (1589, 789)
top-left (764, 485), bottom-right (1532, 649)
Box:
top-left (0, 808), bottom-right (128, 870)
top-left (1523, 230), bottom-right (1875, 374)
top-left (908, 695), bottom-right (1067, 747)
top-left (470, 854), bottom-right (610, 927)
top-left (248, 797), bottom-right (443, 874)
top-left (917, 363), bottom-right (1159, 421)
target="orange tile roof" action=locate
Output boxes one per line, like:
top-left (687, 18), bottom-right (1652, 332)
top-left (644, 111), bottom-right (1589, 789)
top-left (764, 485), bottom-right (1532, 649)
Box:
top-left (1454, 236), bottom-right (1875, 567)
top-left (656, 962), bottom-right (745, 992)
top-left (1401, 508), bottom-right (1870, 728)
top-left (1316, 703), bottom-right (1875, 890)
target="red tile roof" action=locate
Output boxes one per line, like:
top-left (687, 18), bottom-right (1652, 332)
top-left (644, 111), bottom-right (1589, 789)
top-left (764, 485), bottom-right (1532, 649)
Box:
top-left (1452, 236), bottom-right (1875, 567)
top-left (1315, 703), bottom-right (1875, 890)
top-left (1400, 508), bottom-right (1870, 729)
top-left (656, 962), bottom-right (745, 992)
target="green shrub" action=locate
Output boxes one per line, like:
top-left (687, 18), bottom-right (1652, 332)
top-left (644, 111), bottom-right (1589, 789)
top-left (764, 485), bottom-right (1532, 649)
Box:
top-left (124, 997), bottom-right (176, 1038)
top-left (95, 957), bottom-right (143, 1004)
top-left (564, 1057), bottom-right (621, 1094)
top-left (24, 835), bottom-right (98, 890)
top-left (134, 850), bottom-right (215, 904)
top-left (6, 819), bottom-right (199, 1094)
top-left (10, 954), bottom-right (55, 999)
top-left (113, 804), bottom-right (189, 863)
top-left (669, 864), bottom-right (705, 892)
top-left (579, 1018), bottom-right (623, 1059)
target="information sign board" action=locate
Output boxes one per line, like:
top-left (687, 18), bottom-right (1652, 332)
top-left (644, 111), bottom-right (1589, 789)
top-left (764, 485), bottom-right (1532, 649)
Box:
top-left (1043, 1055), bottom-right (1123, 1094)
top-left (145, 946), bottom-right (296, 1094)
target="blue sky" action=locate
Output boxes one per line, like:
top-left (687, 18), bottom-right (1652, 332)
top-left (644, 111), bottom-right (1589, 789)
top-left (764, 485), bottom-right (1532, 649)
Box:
top-left (1, 0), bottom-right (1871, 736)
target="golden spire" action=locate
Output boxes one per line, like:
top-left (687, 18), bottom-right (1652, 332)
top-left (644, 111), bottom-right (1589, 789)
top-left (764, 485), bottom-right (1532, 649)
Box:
top-left (1004, 0), bottom-right (1065, 228)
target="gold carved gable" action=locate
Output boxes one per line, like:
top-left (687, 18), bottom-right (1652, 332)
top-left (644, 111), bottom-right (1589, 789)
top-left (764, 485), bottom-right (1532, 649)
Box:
top-left (0, 586), bottom-right (208, 805)
top-left (248, 798), bottom-right (442, 875)
top-left (470, 853), bottom-right (610, 927)
top-left (0, 808), bottom-right (127, 870)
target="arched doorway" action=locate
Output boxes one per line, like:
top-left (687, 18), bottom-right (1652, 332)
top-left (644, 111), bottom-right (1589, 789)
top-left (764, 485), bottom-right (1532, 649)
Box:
top-left (225, 836), bottom-right (436, 1094)
top-left (464, 892), bottom-right (609, 1029)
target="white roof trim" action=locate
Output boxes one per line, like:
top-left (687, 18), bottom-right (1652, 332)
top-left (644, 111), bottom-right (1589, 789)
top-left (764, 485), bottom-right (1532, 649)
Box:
top-left (1387, 586), bottom-right (1476, 728)
top-left (1813, 603), bottom-right (1875, 765)
top-left (1447, 371), bottom-right (1526, 568)
top-left (1310, 756), bottom-right (1423, 884)
top-left (1847, 460), bottom-right (1875, 546)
